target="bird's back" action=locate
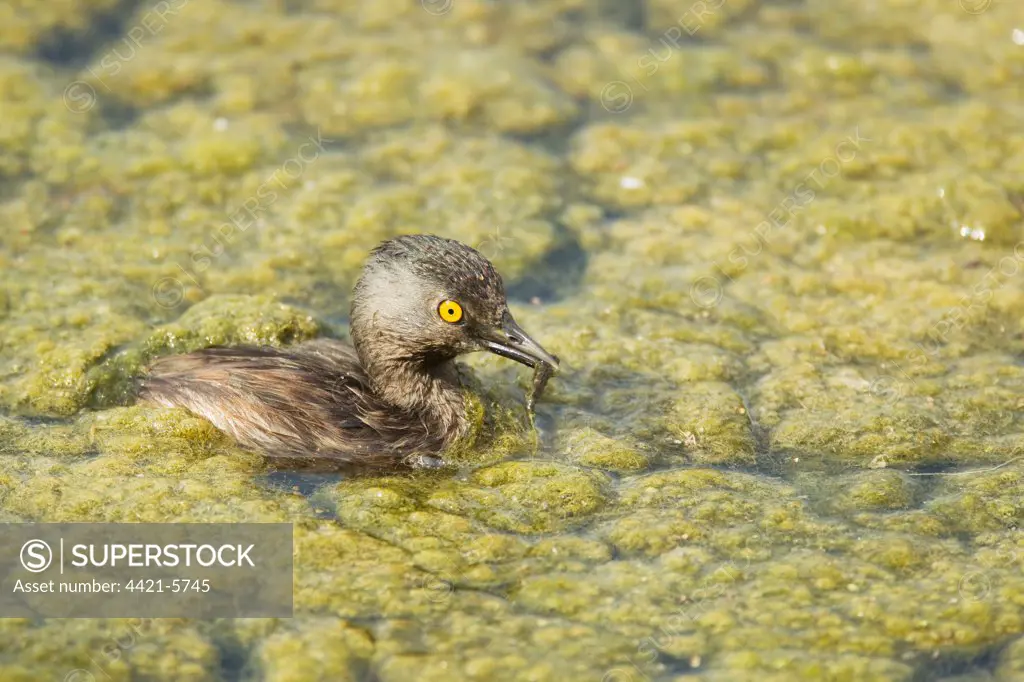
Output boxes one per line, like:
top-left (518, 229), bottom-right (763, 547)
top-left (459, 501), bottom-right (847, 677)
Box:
top-left (140, 339), bottom-right (448, 467)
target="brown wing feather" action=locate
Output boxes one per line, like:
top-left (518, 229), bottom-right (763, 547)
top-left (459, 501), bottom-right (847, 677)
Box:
top-left (139, 339), bottom-right (445, 467)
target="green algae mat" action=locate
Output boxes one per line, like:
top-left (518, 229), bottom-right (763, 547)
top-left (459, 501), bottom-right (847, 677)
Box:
top-left (2, 0), bottom-right (1024, 680)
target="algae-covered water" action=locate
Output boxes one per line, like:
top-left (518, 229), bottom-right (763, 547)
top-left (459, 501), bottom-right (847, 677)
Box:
top-left (1, 0), bottom-right (1024, 680)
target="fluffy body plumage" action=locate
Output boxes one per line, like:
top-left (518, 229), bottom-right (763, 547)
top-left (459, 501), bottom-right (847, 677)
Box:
top-left (140, 338), bottom-right (463, 467)
top-left (140, 234), bottom-right (558, 468)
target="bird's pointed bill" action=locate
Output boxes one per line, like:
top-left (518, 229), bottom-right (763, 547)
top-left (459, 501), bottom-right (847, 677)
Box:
top-left (480, 313), bottom-right (559, 371)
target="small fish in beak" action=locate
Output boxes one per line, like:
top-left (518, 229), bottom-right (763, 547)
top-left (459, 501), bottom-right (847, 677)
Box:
top-left (479, 310), bottom-right (559, 415)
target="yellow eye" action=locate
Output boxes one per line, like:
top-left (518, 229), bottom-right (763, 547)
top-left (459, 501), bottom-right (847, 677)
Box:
top-left (438, 300), bottom-right (463, 323)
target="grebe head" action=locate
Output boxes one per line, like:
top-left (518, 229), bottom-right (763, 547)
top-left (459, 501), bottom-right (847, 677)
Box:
top-left (350, 234), bottom-right (559, 371)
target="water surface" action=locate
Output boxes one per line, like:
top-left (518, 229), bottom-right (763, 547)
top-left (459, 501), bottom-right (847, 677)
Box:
top-left (1, 0), bottom-right (1023, 680)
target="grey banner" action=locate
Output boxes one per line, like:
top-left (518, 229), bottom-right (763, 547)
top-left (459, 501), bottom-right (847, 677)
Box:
top-left (0, 523), bottom-right (292, 617)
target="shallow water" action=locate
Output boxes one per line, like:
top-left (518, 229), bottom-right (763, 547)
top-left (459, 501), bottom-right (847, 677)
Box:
top-left (1, 0), bottom-right (1024, 680)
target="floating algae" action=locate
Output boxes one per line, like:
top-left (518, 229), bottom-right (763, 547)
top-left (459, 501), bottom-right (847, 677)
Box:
top-left (1, 0), bottom-right (1023, 680)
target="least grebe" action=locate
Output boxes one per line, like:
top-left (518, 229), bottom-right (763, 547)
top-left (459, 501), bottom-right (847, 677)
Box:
top-left (140, 234), bottom-right (559, 468)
